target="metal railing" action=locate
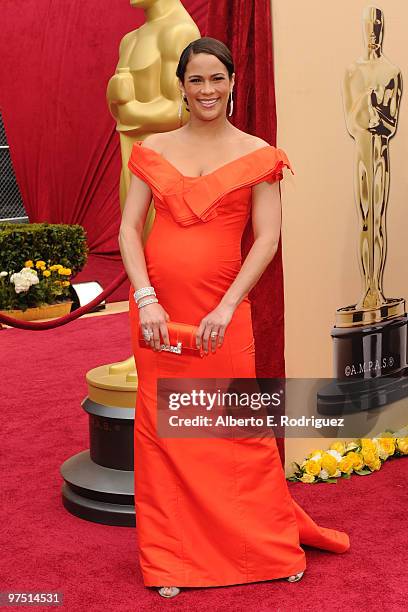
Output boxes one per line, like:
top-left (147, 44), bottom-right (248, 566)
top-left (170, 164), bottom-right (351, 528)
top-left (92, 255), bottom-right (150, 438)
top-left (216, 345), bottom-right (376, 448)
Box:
top-left (0, 114), bottom-right (28, 223)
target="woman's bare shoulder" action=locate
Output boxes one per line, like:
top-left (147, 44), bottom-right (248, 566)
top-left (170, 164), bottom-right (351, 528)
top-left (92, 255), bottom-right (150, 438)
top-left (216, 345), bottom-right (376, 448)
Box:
top-left (242, 132), bottom-right (270, 150)
top-left (231, 129), bottom-right (271, 153)
top-left (140, 130), bottom-right (184, 153)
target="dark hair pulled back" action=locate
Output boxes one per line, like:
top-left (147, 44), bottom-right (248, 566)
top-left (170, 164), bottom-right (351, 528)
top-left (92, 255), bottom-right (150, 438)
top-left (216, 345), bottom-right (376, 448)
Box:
top-left (176, 37), bottom-right (234, 83)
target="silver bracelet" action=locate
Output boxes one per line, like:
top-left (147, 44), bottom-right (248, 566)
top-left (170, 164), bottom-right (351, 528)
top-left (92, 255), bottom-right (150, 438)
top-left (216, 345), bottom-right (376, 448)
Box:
top-left (134, 286), bottom-right (156, 302)
top-left (137, 296), bottom-right (159, 309)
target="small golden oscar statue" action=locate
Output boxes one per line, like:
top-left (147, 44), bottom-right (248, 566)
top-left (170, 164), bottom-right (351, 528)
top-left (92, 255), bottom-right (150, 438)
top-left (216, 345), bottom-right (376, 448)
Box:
top-left (328, 6), bottom-right (407, 413)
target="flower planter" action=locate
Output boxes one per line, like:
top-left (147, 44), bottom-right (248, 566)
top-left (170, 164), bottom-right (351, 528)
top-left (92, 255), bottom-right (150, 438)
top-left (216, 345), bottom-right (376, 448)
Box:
top-left (0, 301), bottom-right (73, 321)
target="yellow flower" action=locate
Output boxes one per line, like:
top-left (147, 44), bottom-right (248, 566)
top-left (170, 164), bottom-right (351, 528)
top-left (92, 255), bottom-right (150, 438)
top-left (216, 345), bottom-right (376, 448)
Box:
top-left (360, 438), bottom-right (376, 452)
top-left (321, 452), bottom-right (338, 476)
top-left (58, 267), bottom-right (72, 276)
top-left (362, 448), bottom-right (378, 465)
top-left (376, 437), bottom-right (395, 458)
top-left (307, 449), bottom-right (322, 458)
top-left (329, 441), bottom-right (345, 456)
top-left (49, 264), bottom-right (63, 271)
top-left (24, 260), bottom-right (34, 268)
top-left (61, 280), bottom-right (70, 287)
top-left (348, 451), bottom-right (364, 471)
top-left (42, 270), bottom-right (51, 277)
top-left (300, 473), bottom-right (315, 483)
top-left (339, 455), bottom-right (354, 473)
top-left (35, 260), bottom-right (46, 269)
top-left (366, 458), bottom-right (382, 471)
top-left (396, 438), bottom-right (408, 454)
top-left (304, 459), bottom-right (321, 476)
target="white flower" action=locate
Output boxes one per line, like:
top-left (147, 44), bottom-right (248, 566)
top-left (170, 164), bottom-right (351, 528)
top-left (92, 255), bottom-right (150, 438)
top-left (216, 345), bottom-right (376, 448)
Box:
top-left (319, 469), bottom-right (329, 480)
top-left (21, 267), bottom-right (38, 276)
top-left (0, 271), bottom-right (8, 277)
top-left (326, 449), bottom-right (342, 462)
top-left (10, 270), bottom-right (38, 293)
top-left (334, 469), bottom-right (341, 477)
top-left (14, 279), bottom-right (31, 293)
top-left (311, 452), bottom-right (322, 461)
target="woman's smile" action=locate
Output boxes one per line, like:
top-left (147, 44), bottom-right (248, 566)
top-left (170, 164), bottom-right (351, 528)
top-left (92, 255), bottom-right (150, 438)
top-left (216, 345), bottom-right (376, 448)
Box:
top-left (197, 98), bottom-right (220, 109)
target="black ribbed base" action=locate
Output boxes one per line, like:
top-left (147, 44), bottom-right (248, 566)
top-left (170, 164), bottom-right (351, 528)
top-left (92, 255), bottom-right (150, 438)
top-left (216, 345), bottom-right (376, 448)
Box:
top-left (317, 370), bottom-right (408, 415)
top-left (60, 450), bottom-right (135, 527)
top-left (331, 315), bottom-right (408, 380)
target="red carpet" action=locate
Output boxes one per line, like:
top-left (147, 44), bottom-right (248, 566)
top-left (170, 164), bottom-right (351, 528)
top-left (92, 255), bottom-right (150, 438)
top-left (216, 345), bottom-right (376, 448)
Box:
top-left (1, 312), bottom-right (407, 611)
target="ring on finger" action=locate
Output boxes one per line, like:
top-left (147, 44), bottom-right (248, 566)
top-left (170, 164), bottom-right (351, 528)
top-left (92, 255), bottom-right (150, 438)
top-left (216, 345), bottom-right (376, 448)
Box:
top-left (143, 328), bottom-right (153, 341)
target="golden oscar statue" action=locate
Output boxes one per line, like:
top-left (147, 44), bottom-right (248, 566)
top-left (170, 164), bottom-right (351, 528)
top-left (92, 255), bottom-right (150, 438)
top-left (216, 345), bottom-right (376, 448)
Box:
top-left (96, 0), bottom-right (199, 386)
top-left (339, 5), bottom-right (403, 325)
top-left (329, 6), bottom-right (407, 405)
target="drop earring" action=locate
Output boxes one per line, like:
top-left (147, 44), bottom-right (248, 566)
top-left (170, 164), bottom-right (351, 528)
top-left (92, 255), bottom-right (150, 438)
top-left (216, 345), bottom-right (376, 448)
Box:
top-left (229, 90), bottom-right (234, 117)
top-left (178, 94), bottom-right (184, 121)
top-left (178, 93), bottom-right (190, 125)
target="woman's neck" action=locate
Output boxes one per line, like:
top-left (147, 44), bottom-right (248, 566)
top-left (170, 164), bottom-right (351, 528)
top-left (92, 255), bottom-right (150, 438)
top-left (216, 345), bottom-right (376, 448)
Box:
top-left (184, 116), bottom-right (236, 142)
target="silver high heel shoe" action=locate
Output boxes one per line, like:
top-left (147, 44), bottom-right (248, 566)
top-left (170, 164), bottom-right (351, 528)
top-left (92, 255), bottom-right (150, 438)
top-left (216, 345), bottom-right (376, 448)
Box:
top-left (157, 587), bottom-right (181, 598)
top-left (286, 571), bottom-right (304, 582)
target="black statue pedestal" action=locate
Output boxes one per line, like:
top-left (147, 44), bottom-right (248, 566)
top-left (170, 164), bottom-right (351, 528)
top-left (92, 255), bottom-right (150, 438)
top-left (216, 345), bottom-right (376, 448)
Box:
top-left (60, 398), bottom-right (136, 527)
top-left (318, 314), bottom-right (408, 415)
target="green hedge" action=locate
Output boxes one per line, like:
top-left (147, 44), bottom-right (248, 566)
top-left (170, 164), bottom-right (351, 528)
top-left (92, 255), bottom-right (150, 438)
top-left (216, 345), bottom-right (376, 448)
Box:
top-left (0, 222), bottom-right (88, 275)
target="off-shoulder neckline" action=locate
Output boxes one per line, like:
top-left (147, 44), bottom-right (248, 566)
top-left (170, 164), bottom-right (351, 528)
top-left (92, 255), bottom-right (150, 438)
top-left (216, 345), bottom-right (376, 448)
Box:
top-left (133, 140), bottom-right (274, 179)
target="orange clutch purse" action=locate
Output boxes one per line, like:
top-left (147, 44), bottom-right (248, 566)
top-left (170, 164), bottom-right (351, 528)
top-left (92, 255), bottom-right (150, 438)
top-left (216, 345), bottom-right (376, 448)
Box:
top-left (139, 321), bottom-right (203, 357)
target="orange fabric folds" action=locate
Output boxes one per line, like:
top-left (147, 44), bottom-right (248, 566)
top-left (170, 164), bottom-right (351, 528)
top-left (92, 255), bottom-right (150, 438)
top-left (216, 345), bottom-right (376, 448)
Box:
top-left (127, 140), bottom-right (294, 226)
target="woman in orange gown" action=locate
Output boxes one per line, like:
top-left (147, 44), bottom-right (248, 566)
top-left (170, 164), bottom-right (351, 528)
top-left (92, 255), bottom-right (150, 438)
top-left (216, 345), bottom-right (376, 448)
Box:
top-left (119, 38), bottom-right (350, 599)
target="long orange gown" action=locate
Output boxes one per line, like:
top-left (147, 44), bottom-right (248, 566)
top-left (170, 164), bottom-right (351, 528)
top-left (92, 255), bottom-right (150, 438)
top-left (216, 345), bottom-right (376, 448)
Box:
top-left (127, 141), bottom-right (350, 587)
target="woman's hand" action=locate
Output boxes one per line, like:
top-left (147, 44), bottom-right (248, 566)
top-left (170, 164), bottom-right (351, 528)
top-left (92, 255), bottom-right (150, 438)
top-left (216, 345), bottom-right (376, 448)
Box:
top-left (196, 303), bottom-right (236, 354)
top-left (139, 302), bottom-right (170, 351)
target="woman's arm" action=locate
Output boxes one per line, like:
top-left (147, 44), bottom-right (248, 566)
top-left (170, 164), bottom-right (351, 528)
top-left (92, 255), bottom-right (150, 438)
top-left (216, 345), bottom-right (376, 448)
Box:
top-left (118, 173), bottom-right (170, 349)
top-left (196, 179), bottom-right (282, 354)
top-left (118, 174), bottom-right (152, 289)
top-left (221, 179), bottom-right (282, 308)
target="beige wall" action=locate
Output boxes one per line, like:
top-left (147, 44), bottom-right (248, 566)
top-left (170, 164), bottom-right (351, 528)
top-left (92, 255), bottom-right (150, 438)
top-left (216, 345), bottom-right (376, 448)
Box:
top-left (272, 0), bottom-right (408, 378)
top-left (271, 1), bottom-right (408, 472)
